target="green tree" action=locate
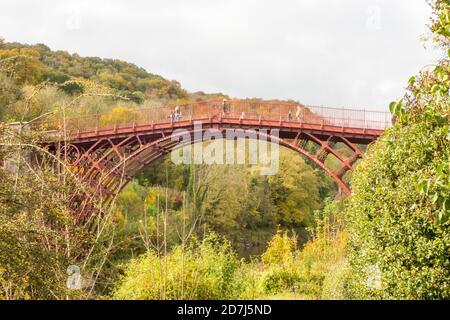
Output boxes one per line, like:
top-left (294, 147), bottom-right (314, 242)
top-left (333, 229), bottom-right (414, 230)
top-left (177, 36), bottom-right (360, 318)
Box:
top-left (347, 0), bottom-right (450, 299)
top-left (268, 150), bottom-right (321, 226)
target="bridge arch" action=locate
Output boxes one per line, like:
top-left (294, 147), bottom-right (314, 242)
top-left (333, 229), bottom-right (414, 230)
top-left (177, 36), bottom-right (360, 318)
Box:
top-left (39, 100), bottom-right (387, 220)
top-left (64, 124), bottom-right (367, 220)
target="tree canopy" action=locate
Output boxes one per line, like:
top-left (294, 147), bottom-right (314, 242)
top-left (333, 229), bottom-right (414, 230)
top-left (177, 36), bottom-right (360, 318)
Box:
top-left (347, 0), bottom-right (450, 299)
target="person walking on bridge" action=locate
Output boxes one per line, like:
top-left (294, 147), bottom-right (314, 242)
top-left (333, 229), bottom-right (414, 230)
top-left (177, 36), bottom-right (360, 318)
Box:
top-left (295, 105), bottom-right (302, 121)
top-left (287, 110), bottom-right (292, 122)
top-left (222, 99), bottom-right (227, 115)
top-left (174, 105), bottom-right (182, 121)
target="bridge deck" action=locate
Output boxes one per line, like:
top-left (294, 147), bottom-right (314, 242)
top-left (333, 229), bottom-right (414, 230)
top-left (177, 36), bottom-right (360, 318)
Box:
top-left (66, 117), bottom-right (384, 146)
top-left (37, 100), bottom-right (390, 145)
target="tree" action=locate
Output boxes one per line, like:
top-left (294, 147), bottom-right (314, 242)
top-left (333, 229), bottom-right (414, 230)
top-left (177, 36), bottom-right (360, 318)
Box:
top-left (268, 150), bottom-right (321, 226)
top-left (347, 0), bottom-right (450, 299)
top-left (0, 47), bottom-right (45, 84)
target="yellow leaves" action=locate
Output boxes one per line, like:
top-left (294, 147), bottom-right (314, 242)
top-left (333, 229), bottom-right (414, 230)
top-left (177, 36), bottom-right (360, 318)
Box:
top-left (65, 164), bottom-right (80, 174)
top-left (144, 188), bottom-right (158, 207)
top-left (99, 106), bottom-right (138, 126)
top-left (114, 208), bottom-right (127, 227)
top-left (261, 230), bottom-right (297, 267)
top-left (0, 48), bottom-right (44, 84)
top-left (63, 78), bottom-right (115, 96)
top-left (0, 47), bottom-right (39, 60)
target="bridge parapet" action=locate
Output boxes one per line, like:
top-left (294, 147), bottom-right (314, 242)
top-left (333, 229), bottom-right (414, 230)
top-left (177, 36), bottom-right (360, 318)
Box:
top-left (32, 100), bottom-right (391, 137)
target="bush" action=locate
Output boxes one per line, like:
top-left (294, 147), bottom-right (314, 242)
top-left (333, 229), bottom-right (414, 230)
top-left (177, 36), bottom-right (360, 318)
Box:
top-left (347, 122), bottom-right (450, 299)
top-left (113, 233), bottom-right (240, 300)
top-left (257, 212), bottom-right (349, 300)
top-left (263, 267), bottom-right (299, 294)
top-left (347, 0), bottom-right (450, 299)
top-left (261, 230), bottom-right (296, 267)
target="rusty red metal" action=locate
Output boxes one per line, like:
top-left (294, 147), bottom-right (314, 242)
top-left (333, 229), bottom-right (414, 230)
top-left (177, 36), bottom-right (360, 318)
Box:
top-left (38, 100), bottom-right (388, 220)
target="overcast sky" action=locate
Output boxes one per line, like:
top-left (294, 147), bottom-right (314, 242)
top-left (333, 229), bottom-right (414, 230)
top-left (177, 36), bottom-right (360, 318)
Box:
top-left (0, 0), bottom-right (443, 111)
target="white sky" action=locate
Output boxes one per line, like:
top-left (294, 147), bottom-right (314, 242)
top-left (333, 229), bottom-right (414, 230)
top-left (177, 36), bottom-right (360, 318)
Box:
top-left (0, 0), bottom-right (444, 111)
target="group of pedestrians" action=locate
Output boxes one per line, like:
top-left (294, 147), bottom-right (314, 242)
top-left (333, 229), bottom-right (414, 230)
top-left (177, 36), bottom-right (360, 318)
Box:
top-left (287, 105), bottom-right (303, 122)
top-left (168, 101), bottom-right (304, 123)
top-left (168, 106), bottom-right (182, 122)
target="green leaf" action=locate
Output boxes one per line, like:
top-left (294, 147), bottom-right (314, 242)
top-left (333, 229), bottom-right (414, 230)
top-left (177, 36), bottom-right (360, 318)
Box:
top-left (389, 99), bottom-right (405, 118)
top-left (417, 179), bottom-right (429, 194)
top-left (436, 163), bottom-right (446, 175)
top-left (389, 101), bottom-right (397, 114)
top-left (435, 67), bottom-right (449, 82)
top-left (443, 198), bottom-right (450, 211)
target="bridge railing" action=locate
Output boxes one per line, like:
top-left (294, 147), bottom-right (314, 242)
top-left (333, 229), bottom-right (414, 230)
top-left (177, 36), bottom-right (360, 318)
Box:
top-left (33, 100), bottom-right (392, 134)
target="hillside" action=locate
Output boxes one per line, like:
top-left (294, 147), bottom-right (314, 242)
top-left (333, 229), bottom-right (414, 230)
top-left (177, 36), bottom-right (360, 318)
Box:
top-left (0, 39), bottom-right (188, 102)
top-left (0, 39), bottom-right (238, 123)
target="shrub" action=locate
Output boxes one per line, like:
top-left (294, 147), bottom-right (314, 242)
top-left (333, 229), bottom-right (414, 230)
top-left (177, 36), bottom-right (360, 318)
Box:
top-left (261, 229), bottom-right (297, 267)
top-left (347, 122), bottom-right (450, 299)
top-left (347, 0), bottom-right (450, 299)
top-left (263, 267), bottom-right (299, 294)
top-left (113, 233), bottom-right (240, 300)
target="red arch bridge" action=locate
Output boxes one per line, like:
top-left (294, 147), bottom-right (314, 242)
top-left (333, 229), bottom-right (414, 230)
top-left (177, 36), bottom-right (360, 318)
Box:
top-left (32, 100), bottom-right (390, 221)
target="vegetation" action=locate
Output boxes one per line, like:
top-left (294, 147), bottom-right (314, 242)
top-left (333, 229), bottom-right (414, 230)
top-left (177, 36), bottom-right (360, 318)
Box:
top-left (0, 36), bottom-right (335, 299)
top-left (114, 233), bottom-right (240, 300)
top-left (115, 200), bottom-right (348, 300)
top-left (1, 0), bottom-right (450, 300)
top-left (0, 40), bottom-right (187, 105)
top-left (347, 120), bottom-right (450, 299)
top-left (346, 0), bottom-right (450, 299)
top-left (0, 123), bottom-right (118, 299)
top-left (0, 164), bottom-right (78, 299)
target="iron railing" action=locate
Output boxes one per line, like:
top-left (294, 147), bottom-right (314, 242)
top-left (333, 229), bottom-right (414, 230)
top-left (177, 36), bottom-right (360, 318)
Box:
top-left (34, 100), bottom-right (392, 133)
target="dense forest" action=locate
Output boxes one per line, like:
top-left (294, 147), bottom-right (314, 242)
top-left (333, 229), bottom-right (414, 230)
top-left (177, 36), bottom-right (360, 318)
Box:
top-left (0, 0), bottom-right (449, 300)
